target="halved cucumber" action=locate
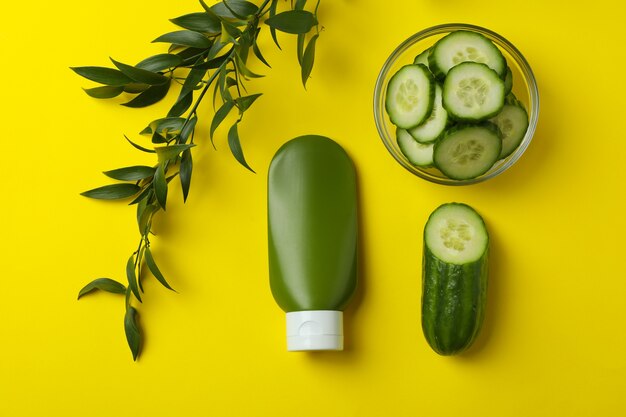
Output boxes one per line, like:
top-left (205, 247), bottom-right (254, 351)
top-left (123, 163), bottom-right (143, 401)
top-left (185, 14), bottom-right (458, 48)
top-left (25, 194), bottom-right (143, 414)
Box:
top-left (433, 124), bottom-right (502, 180)
top-left (442, 62), bottom-right (505, 121)
top-left (397, 129), bottom-right (434, 167)
top-left (489, 102), bottom-right (529, 159)
top-left (422, 202), bottom-right (488, 355)
top-left (408, 84), bottom-right (448, 143)
top-left (385, 64), bottom-right (435, 129)
top-left (428, 30), bottom-right (506, 80)
top-left (413, 49), bottom-right (430, 67)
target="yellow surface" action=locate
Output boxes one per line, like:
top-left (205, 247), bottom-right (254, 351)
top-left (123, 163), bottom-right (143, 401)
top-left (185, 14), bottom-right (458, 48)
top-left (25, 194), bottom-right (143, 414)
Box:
top-left (1, 0), bottom-right (625, 415)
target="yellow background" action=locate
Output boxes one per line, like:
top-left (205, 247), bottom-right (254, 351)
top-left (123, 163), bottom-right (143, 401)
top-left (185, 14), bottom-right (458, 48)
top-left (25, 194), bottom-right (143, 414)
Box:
top-left (1, 0), bottom-right (625, 415)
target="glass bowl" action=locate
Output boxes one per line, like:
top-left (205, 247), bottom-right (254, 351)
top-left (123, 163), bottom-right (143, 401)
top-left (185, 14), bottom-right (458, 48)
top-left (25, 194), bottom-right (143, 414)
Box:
top-left (373, 23), bottom-right (539, 185)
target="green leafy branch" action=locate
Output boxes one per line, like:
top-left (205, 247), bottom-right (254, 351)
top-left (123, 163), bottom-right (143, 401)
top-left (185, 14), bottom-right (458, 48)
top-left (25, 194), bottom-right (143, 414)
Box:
top-left (74, 0), bottom-right (321, 361)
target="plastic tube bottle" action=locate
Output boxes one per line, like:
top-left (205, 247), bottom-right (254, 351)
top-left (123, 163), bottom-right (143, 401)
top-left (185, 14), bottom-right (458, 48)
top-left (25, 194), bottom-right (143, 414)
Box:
top-left (268, 135), bottom-right (358, 351)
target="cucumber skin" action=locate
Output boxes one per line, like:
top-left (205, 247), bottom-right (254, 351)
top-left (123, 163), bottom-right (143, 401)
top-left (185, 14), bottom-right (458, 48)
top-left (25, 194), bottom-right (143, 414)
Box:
top-left (421, 205), bottom-right (488, 355)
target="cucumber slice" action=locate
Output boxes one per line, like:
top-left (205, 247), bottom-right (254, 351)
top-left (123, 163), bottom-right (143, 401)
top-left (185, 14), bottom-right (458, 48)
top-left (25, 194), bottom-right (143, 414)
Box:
top-left (385, 64), bottom-right (435, 129)
top-left (397, 129), bottom-right (434, 167)
top-left (424, 203), bottom-right (488, 264)
top-left (442, 62), bottom-right (505, 121)
top-left (408, 84), bottom-right (448, 143)
top-left (413, 49), bottom-right (430, 67)
top-left (422, 202), bottom-right (488, 355)
top-left (503, 67), bottom-right (513, 95)
top-left (428, 30), bottom-right (506, 79)
top-left (433, 124), bottom-right (502, 180)
top-left (489, 103), bottom-right (529, 158)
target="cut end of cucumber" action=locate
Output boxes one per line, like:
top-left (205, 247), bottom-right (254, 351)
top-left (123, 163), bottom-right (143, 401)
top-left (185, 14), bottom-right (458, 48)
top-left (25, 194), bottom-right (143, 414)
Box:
top-left (424, 203), bottom-right (488, 264)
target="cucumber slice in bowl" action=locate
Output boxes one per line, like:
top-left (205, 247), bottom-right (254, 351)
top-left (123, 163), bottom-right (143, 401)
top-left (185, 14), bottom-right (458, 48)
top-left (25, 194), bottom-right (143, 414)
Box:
top-left (429, 30), bottom-right (506, 80)
top-left (433, 124), bottom-right (502, 180)
top-left (408, 84), bottom-right (448, 143)
top-left (503, 67), bottom-right (513, 95)
top-left (413, 48), bottom-right (430, 67)
top-left (489, 102), bottom-right (529, 159)
top-left (422, 202), bottom-right (488, 355)
top-left (397, 129), bottom-right (434, 167)
top-left (385, 64), bottom-right (435, 129)
top-left (443, 62), bottom-right (505, 122)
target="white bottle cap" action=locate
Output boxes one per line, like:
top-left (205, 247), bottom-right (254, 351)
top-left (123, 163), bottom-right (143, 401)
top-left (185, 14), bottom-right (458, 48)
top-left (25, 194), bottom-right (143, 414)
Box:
top-left (286, 310), bottom-right (343, 351)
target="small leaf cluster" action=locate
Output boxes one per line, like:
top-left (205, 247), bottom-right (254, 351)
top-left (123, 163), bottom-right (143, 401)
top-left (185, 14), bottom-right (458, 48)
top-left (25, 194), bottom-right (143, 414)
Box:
top-left (75, 0), bottom-right (321, 361)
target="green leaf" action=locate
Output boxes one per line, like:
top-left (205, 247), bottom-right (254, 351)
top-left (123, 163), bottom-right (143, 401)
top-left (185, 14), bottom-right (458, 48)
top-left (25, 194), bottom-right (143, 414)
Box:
top-left (252, 39), bottom-right (270, 68)
top-left (168, 91), bottom-right (193, 117)
top-left (180, 116), bottom-right (197, 143)
top-left (136, 54), bottom-right (183, 72)
top-left (235, 93), bottom-right (262, 113)
top-left (155, 143), bottom-right (196, 162)
top-left (129, 186), bottom-right (153, 205)
top-left (71, 66), bottom-right (132, 86)
top-left (226, 77), bottom-right (238, 88)
top-left (237, 31), bottom-right (251, 64)
top-left (180, 149), bottom-right (193, 202)
top-left (176, 47), bottom-right (208, 64)
top-left (103, 166), bottom-right (155, 181)
top-left (144, 247), bottom-right (175, 291)
top-left (220, 21), bottom-right (240, 45)
top-left (207, 38), bottom-right (227, 60)
top-left (111, 58), bottom-right (169, 85)
top-left (151, 132), bottom-right (167, 144)
top-left (136, 194), bottom-right (148, 224)
top-left (265, 10), bottom-right (317, 34)
top-left (170, 12), bottom-right (221, 33)
top-left (137, 246), bottom-right (145, 294)
top-left (123, 83), bottom-right (150, 94)
top-left (143, 117), bottom-right (186, 136)
top-left (137, 201), bottom-right (158, 235)
top-left (122, 80), bottom-right (171, 108)
top-left (228, 122), bottom-right (254, 172)
top-left (211, 1), bottom-right (258, 19)
top-left (268, 0), bottom-right (281, 49)
top-left (125, 135), bottom-right (156, 153)
top-left (210, 100), bottom-right (235, 141)
top-left (180, 68), bottom-right (207, 98)
top-left (154, 163), bottom-right (168, 210)
top-left (153, 30), bottom-right (212, 49)
top-left (81, 183), bottom-right (141, 200)
top-left (77, 278), bottom-right (126, 300)
top-left (192, 52), bottom-right (231, 70)
top-left (235, 53), bottom-right (263, 79)
top-left (124, 306), bottom-right (141, 361)
top-left (126, 255), bottom-right (142, 302)
top-left (83, 85), bottom-right (124, 99)
top-left (301, 34), bottom-right (318, 88)
top-left (297, 33), bottom-right (305, 65)
top-left (218, 67), bottom-right (234, 103)
top-left (221, 0), bottom-right (258, 19)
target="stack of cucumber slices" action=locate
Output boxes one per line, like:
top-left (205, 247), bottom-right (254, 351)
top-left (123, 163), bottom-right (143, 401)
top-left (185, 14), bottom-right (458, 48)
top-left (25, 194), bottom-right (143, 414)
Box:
top-left (386, 30), bottom-right (529, 180)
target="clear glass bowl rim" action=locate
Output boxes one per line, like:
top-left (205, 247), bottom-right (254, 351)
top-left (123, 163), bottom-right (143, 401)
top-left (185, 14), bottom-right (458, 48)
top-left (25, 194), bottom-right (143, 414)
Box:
top-left (373, 23), bottom-right (540, 185)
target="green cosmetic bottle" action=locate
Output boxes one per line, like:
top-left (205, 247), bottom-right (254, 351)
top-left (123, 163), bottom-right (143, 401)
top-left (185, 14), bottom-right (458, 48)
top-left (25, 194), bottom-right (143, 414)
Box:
top-left (268, 135), bottom-right (358, 351)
